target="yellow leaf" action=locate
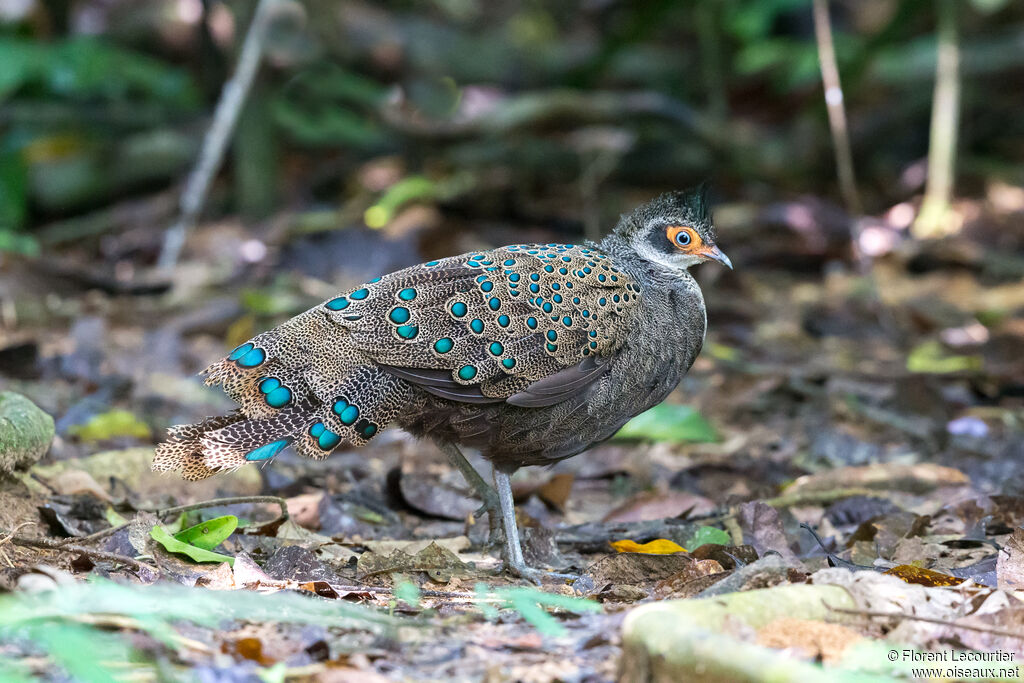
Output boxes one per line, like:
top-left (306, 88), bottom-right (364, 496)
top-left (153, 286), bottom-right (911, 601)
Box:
top-left (610, 539), bottom-right (687, 554)
top-left (883, 564), bottom-right (963, 587)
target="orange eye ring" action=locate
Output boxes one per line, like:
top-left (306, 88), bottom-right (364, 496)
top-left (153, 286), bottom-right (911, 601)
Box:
top-left (667, 226), bottom-right (698, 250)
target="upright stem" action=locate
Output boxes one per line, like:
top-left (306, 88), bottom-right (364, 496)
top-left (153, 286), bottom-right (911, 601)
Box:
top-left (159, 0), bottom-right (281, 268)
top-left (812, 0), bottom-right (862, 217)
top-left (913, 0), bottom-right (960, 239)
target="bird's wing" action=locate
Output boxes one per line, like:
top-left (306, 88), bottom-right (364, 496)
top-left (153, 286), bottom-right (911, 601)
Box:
top-left (324, 244), bottom-right (642, 407)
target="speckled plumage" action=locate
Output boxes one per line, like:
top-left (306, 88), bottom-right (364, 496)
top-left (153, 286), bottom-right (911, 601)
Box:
top-left (154, 189), bottom-right (728, 485)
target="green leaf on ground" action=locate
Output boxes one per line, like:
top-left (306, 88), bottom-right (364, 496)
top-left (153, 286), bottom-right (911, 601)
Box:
top-left (150, 525), bottom-right (234, 566)
top-left (172, 515), bottom-right (237, 551)
top-left (687, 526), bottom-right (731, 548)
top-left (67, 409), bottom-right (151, 443)
top-left (906, 341), bottom-right (982, 374)
top-left (613, 404), bottom-right (718, 443)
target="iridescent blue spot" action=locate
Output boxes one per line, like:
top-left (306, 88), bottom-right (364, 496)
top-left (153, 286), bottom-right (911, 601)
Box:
top-left (318, 429), bottom-right (341, 450)
top-left (340, 404), bottom-right (359, 425)
top-left (498, 315), bottom-right (510, 327)
top-left (546, 343), bottom-right (557, 352)
top-left (332, 398), bottom-right (349, 414)
top-left (562, 256), bottom-right (571, 262)
top-left (389, 307), bottom-right (411, 324)
top-left (326, 297), bottom-right (350, 311)
top-left (573, 297), bottom-right (580, 304)
top-left (259, 378), bottom-right (291, 408)
top-left (553, 294), bottom-right (563, 303)
top-left (582, 309), bottom-right (590, 317)
top-left (489, 342), bottom-right (503, 356)
top-left (488, 297), bottom-right (500, 311)
top-left (502, 358), bottom-right (516, 369)
top-left (527, 317), bottom-right (538, 329)
top-left (470, 319), bottom-right (484, 334)
top-left (481, 281), bottom-right (494, 293)
top-left (245, 439), bottom-right (289, 461)
top-left (546, 330), bottom-right (558, 342)
top-left (551, 283), bottom-right (560, 290)
top-left (589, 330), bottom-right (598, 337)
top-left (584, 267), bottom-right (592, 274)
top-left (266, 387), bottom-right (290, 408)
top-left (623, 294), bottom-right (630, 301)
top-left (397, 324), bottom-right (418, 339)
top-left (350, 288), bottom-right (369, 300)
top-left (458, 365), bottom-right (477, 381)
top-left (566, 282), bottom-right (573, 288)
top-left (589, 341), bottom-right (598, 349)
top-left (426, 260), bottom-right (440, 266)
top-left (611, 275), bottom-right (619, 282)
top-left (370, 277), bottom-right (382, 283)
top-left (504, 259), bottom-right (516, 266)
top-left (542, 302), bottom-right (553, 313)
top-left (451, 302), bottom-right (468, 317)
top-left (486, 267), bottom-right (497, 272)
top-left (398, 288), bottom-right (417, 301)
top-left (530, 273), bottom-right (540, 281)
top-left (598, 274), bottom-right (606, 282)
top-left (238, 347), bottom-right (266, 368)
top-left (559, 267), bottom-right (568, 275)
top-left (599, 297), bottom-right (607, 306)
top-left (228, 343), bottom-right (253, 361)
top-left (544, 265), bottom-right (554, 273)
top-left (309, 422), bottom-right (326, 438)
top-left (613, 295), bottom-right (621, 302)
top-left (468, 260), bottom-right (480, 267)
top-left (562, 316), bottom-right (572, 326)
top-left (509, 273), bottom-right (521, 283)
top-left (434, 338), bottom-right (454, 353)
top-left (529, 283), bottom-right (540, 293)
top-left (361, 422), bottom-right (377, 438)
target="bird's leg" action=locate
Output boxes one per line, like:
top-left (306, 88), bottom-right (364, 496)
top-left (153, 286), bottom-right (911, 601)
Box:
top-left (436, 440), bottom-right (502, 545)
top-left (494, 469), bottom-right (576, 584)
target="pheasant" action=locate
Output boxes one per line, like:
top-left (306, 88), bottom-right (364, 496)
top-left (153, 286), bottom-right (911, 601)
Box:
top-left (154, 188), bottom-right (731, 580)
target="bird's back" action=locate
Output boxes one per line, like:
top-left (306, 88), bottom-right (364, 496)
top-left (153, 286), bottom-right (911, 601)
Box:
top-left (154, 238), bottom-right (706, 479)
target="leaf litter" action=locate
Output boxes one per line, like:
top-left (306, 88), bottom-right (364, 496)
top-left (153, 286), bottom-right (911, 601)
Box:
top-left (1, 194), bottom-right (1023, 681)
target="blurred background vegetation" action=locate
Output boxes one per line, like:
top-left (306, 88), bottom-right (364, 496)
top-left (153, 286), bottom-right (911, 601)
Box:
top-left (0, 0), bottom-right (1021, 260)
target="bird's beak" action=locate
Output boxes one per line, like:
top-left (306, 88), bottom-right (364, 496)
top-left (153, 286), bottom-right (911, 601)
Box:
top-left (702, 245), bottom-right (733, 269)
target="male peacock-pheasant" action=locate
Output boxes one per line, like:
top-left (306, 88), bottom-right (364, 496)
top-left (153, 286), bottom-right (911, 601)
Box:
top-left (154, 188), bottom-right (731, 580)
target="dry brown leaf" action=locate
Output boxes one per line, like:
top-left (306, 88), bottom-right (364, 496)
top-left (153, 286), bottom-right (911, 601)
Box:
top-left (285, 492), bottom-right (324, 530)
top-left (883, 564), bottom-right (964, 587)
top-left (786, 463), bottom-right (969, 495)
top-left (602, 490), bottom-right (715, 523)
top-left (997, 529), bottom-right (1024, 592)
top-left (536, 473), bottom-right (574, 511)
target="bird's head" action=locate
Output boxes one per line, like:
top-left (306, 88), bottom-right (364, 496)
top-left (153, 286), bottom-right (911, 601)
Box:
top-left (613, 186), bottom-right (731, 272)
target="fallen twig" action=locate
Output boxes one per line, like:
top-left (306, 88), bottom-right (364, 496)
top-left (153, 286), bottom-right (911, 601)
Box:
top-left (825, 603), bottom-right (1024, 642)
top-left (4, 534), bottom-right (156, 579)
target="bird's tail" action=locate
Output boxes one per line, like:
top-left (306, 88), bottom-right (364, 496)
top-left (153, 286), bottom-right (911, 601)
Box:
top-left (152, 308), bottom-right (411, 480)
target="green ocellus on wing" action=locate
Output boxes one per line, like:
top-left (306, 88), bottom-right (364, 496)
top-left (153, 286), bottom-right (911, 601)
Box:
top-left (153, 188), bottom-right (731, 481)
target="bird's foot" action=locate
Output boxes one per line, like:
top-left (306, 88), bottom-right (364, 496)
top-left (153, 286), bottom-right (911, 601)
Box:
top-left (474, 498), bottom-right (504, 548)
top-left (502, 559), bottom-right (578, 585)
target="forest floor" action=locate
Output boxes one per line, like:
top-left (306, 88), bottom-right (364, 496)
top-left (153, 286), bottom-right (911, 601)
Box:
top-left (1, 191), bottom-right (1023, 681)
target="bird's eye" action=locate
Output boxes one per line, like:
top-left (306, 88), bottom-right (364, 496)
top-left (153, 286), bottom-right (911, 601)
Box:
top-left (667, 226), bottom-right (695, 249)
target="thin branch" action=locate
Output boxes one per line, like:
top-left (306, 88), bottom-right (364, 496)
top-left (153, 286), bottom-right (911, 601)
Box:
top-left (812, 0), bottom-right (862, 217)
top-left (826, 603), bottom-right (1024, 642)
top-left (913, 0), bottom-right (961, 239)
top-left (159, 0), bottom-right (282, 268)
top-left (5, 534), bottom-right (157, 578)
